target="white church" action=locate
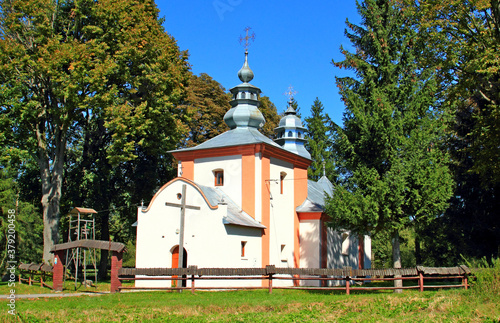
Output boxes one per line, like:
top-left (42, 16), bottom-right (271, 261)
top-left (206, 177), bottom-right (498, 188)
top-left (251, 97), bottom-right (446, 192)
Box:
top-left (134, 50), bottom-right (371, 288)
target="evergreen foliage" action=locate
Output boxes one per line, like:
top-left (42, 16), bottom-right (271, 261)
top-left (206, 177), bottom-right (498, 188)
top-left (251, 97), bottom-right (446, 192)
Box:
top-left (304, 98), bottom-right (336, 182)
top-left (327, 0), bottom-right (454, 274)
top-left (0, 168), bottom-right (43, 271)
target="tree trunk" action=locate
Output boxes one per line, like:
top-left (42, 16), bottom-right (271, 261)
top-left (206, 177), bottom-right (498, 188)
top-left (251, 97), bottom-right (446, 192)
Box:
top-left (41, 193), bottom-right (61, 264)
top-left (98, 212), bottom-right (110, 280)
top-left (37, 119), bottom-right (66, 264)
top-left (415, 234), bottom-right (422, 265)
top-left (392, 230), bottom-right (402, 293)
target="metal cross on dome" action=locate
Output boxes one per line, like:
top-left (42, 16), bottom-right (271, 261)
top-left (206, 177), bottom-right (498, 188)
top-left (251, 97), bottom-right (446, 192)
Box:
top-left (284, 85), bottom-right (298, 101)
top-left (239, 27), bottom-right (255, 52)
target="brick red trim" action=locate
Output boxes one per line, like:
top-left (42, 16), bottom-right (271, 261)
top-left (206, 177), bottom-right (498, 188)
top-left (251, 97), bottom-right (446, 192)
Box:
top-left (110, 251), bottom-right (123, 293)
top-left (53, 251), bottom-right (65, 291)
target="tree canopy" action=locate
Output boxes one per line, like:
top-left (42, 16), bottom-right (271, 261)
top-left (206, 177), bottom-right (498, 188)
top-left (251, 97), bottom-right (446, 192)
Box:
top-left (327, 0), bottom-right (454, 279)
top-left (304, 98), bottom-right (336, 182)
top-left (0, 0), bottom-right (190, 263)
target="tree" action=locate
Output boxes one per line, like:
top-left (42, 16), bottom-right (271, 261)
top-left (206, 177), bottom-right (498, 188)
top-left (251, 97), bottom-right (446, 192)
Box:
top-left (401, 0), bottom-right (500, 262)
top-left (179, 73), bottom-right (231, 148)
top-left (304, 98), bottom-right (336, 182)
top-left (410, 0), bottom-right (500, 186)
top-left (327, 0), bottom-right (454, 291)
top-left (0, 0), bottom-right (189, 263)
top-left (0, 167), bottom-right (43, 271)
top-left (258, 95), bottom-right (280, 138)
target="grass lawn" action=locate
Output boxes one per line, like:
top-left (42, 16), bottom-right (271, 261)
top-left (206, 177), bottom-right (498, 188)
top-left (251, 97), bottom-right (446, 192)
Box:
top-left (1, 282), bottom-right (499, 322)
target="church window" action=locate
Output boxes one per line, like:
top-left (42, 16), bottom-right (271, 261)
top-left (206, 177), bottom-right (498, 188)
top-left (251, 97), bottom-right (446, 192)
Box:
top-left (214, 170), bottom-right (224, 186)
top-left (280, 244), bottom-right (287, 261)
top-left (288, 131), bottom-right (293, 137)
top-left (341, 233), bottom-right (350, 255)
top-left (298, 132), bottom-right (302, 138)
top-left (280, 172), bottom-right (287, 194)
top-left (241, 241), bottom-right (247, 257)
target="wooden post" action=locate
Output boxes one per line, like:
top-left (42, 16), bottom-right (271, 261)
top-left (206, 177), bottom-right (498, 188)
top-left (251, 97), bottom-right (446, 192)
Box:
top-left (268, 274), bottom-right (273, 294)
top-left (191, 275), bottom-right (195, 294)
top-left (346, 276), bottom-right (350, 295)
top-left (463, 275), bottom-right (468, 290)
top-left (166, 184), bottom-right (200, 289)
top-left (177, 184), bottom-right (187, 287)
top-left (419, 272), bottom-right (424, 292)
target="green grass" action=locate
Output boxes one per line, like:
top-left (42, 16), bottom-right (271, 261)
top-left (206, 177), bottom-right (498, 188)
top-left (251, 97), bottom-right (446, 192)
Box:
top-left (1, 285), bottom-right (498, 322)
top-left (2, 262), bottom-right (499, 323)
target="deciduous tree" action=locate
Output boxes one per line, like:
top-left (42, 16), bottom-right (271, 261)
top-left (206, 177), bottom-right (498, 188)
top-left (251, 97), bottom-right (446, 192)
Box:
top-left (0, 0), bottom-right (189, 263)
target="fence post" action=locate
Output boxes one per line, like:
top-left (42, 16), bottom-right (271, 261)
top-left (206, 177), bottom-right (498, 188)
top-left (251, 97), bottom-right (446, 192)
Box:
top-left (419, 272), bottom-right (424, 292)
top-left (346, 276), bottom-right (350, 295)
top-left (269, 274), bottom-right (273, 294)
top-left (463, 275), bottom-right (468, 290)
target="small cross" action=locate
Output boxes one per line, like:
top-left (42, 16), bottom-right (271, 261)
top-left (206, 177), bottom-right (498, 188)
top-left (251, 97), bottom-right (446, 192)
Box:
top-left (284, 85), bottom-right (297, 101)
top-left (239, 27), bottom-right (255, 52)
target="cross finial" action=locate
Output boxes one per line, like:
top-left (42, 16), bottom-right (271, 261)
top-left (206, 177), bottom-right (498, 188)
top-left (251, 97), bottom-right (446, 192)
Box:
top-left (239, 27), bottom-right (255, 53)
top-left (284, 85), bottom-right (297, 101)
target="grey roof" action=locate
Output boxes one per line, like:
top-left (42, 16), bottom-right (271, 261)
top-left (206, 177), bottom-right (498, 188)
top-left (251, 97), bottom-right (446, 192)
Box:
top-left (197, 184), bottom-right (266, 229)
top-left (296, 176), bottom-right (334, 213)
top-left (170, 127), bottom-right (282, 153)
top-left (134, 180), bottom-right (266, 230)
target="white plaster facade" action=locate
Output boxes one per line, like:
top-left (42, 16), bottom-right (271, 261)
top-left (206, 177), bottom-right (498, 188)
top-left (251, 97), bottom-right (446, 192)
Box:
top-left (134, 51), bottom-right (371, 288)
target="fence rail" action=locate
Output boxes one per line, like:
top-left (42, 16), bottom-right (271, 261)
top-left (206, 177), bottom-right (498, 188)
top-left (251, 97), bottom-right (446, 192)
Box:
top-left (18, 263), bottom-right (53, 289)
top-left (118, 265), bottom-right (471, 294)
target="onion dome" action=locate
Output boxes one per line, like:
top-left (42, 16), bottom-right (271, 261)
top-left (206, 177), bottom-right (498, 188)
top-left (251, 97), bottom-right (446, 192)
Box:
top-left (223, 51), bottom-right (265, 129)
top-left (274, 100), bottom-right (311, 159)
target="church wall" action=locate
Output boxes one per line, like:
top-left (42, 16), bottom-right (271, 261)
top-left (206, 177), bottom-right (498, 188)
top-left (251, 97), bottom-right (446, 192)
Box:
top-left (268, 158), bottom-right (295, 287)
top-left (364, 235), bottom-right (372, 269)
top-left (325, 229), bottom-right (371, 286)
top-left (193, 155), bottom-right (242, 207)
top-left (299, 219), bottom-right (321, 287)
top-left (135, 180), bottom-right (262, 288)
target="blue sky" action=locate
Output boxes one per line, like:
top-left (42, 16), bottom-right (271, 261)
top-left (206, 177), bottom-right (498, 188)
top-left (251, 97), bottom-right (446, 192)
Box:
top-left (156, 0), bottom-right (361, 126)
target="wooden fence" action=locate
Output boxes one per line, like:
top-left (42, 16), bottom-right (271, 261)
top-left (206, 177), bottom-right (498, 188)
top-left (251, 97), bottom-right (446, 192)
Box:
top-left (118, 265), bottom-right (471, 294)
top-left (18, 263), bottom-right (53, 289)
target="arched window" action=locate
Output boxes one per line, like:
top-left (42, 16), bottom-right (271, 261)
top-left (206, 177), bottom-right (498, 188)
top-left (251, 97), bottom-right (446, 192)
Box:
top-left (280, 172), bottom-right (287, 194)
top-left (213, 169), bottom-right (224, 186)
top-left (288, 131), bottom-right (293, 137)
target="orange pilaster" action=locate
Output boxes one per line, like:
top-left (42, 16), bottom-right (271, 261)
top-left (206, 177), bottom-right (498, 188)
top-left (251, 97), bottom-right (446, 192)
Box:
top-left (181, 160), bottom-right (194, 181)
top-left (242, 153), bottom-right (256, 218)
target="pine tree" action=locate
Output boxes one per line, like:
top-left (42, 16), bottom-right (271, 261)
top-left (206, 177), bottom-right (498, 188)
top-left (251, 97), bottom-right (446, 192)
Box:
top-left (326, 0), bottom-right (454, 291)
top-left (304, 98), bottom-right (336, 182)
